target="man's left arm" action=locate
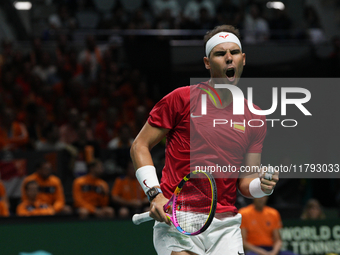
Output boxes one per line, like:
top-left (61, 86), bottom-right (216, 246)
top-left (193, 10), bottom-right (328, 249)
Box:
top-left (53, 179), bottom-right (66, 213)
top-left (238, 153), bottom-right (278, 198)
top-left (270, 229), bottom-right (283, 255)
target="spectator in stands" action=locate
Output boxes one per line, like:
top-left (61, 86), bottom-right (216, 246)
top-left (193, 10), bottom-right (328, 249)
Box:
top-left (216, 0), bottom-right (240, 26)
top-left (301, 198), bottom-right (326, 220)
top-left (0, 108), bottom-right (29, 151)
top-left (73, 159), bottom-right (114, 219)
top-left (304, 6), bottom-right (321, 28)
top-left (73, 59), bottom-right (94, 88)
top-left (13, 50), bottom-right (25, 73)
top-left (112, 161), bottom-right (149, 218)
top-left (155, 8), bottom-right (178, 29)
top-left (35, 122), bottom-right (66, 151)
top-left (0, 40), bottom-right (14, 67)
top-left (66, 80), bottom-right (91, 112)
top-left (63, 48), bottom-right (83, 79)
top-left (120, 80), bottom-right (153, 125)
top-left (1, 70), bottom-right (19, 106)
top-left (21, 159), bottom-right (72, 214)
top-left (73, 120), bottom-right (98, 154)
top-left (153, 0), bottom-right (181, 19)
top-left (78, 35), bottom-right (103, 79)
top-left (269, 9), bottom-right (292, 41)
top-left (99, 1), bottom-right (128, 30)
top-left (49, 4), bottom-right (77, 31)
top-left (15, 62), bottom-right (33, 97)
top-left (59, 108), bottom-right (92, 145)
top-left (243, 4), bottom-right (270, 44)
top-left (140, 0), bottom-right (156, 26)
top-left (303, 6), bottom-right (326, 44)
top-left (240, 196), bottom-right (297, 255)
top-left (107, 124), bottom-right (134, 149)
top-left (30, 37), bottom-right (43, 66)
top-left (32, 51), bottom-right (59, 86)
top-left (85, 97), bottom-right (102, 129)
top-left (11, 84), bottom-right (26, 118)
top-left (0, 178), bottom-right (10, 217)
top-left (183, 0), bottom-right (215, 23)
top-left (196, 7), bottom-right (216, 30)
top-left (53, 98), bottom-right (69, 126)
top-left (128, 9), bottom-right (152, 29)
top-left (26, 105), bottom-right (51, 149)
top-left (39, 85), bottom-right (57, 116)
top-left (17, 180), bottom-right (55, 216)
top-left (94, 107), bottom-right (120, 148)
top-left (72, 120), bottom-right (99, 176)
top-left (55, 34), bottom-right (70, 65)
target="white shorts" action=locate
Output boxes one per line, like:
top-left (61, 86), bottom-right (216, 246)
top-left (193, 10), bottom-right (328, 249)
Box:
top-left (153, 213), bottom-right (244, 255)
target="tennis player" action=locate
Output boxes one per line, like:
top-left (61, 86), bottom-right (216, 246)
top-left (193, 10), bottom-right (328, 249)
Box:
top-left (130, 25), bottom-right (278, 255)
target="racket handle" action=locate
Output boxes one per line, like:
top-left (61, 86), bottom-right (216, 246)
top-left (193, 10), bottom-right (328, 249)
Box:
top-left (264, 166), bottom-right (274, 180)
top-left (132, 212), bottom-right (153, 225)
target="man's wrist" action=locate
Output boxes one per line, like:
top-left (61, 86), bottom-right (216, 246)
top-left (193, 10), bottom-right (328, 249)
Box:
top-left (136, 165), bottom-right (160, 194)
top-left (146, 187), bottom-right (163, 202)
top-left (249, 177), bottom-right (273, 198)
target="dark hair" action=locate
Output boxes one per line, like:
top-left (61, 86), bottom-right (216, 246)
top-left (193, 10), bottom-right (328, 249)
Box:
top-left (35, 159), bottom-right (48, 170)
top-left (25, 180), bottom-right (38, 191)
top-left (41, 122), bottom-right (55, 138)
top-left (203, 25), bottom-right (241, 57)
top-left (300, 198), bottom-right (326, 220)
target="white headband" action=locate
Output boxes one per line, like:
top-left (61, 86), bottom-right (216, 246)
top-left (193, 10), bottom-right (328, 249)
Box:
top-left (205, 32), bottom-right (242, 57)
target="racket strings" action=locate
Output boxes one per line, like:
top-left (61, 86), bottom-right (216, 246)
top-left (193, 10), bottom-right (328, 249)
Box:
top-left (175, 173), bottom-right (213, 233)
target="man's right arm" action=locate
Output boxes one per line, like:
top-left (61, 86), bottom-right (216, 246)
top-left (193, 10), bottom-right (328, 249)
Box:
top-left (130, 122), bottom-right (171, 225)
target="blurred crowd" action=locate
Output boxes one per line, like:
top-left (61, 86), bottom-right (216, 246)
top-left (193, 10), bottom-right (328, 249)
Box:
top-left (0, 34), bottom-right (152, 154)
top-left (43, 0), bottom-right (327, 43)
top-left (0, 1), bottom-right (333, 152)
top-left (0, 25), bottom-right (155, 217)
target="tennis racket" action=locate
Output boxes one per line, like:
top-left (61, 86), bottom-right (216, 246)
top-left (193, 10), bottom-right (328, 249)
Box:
top-left (132, 170), bottom-right (217, 236)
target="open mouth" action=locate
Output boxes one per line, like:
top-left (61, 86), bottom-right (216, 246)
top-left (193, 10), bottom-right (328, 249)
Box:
top-left (226, 68), bottom-right (235, 81)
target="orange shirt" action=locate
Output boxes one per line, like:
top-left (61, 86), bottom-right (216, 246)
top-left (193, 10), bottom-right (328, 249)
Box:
top-left (111, 177), bottom-right (146, 201)
top-left (16, 200), bottom-right (54, 216)
top-left (0, 181), bottom-right (9, 217)
top-left (73, 174), bottom-right (109, 213)
top-left (21, 173), bottom-right (66, 213)
top-left (0, 122), bottom-right (29, 150)
top-left (239, 204), bottom-right (282, 246)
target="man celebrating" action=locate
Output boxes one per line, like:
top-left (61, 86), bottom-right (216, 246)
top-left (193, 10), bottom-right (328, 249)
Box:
top-left (131, 25), bottom-right (278, 255)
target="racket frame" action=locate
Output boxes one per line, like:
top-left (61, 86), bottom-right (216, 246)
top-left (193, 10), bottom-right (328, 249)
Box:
top-left (163, 170), bottom-right (217, 235)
